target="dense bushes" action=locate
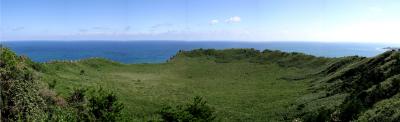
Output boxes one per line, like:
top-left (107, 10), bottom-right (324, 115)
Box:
top-left (0, 47), bottom-right (125, 121)
top-left (158, 96), bottom-right (216, 122)
top-left (52, 88), bottom-right (125, 122)
top-left (356, 96), bottom-right (400, 122)
top-left (0, 47), bottom-right (47, 121)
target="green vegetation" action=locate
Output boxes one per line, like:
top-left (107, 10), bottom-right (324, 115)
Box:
top-left (158, 96), bottom-right (216, 122)
top-left (0, 48), bottom-right (124, 121)
top-left (295, 50), bottom-right (400, 121)
top-left (3, 47), bottom-right (400, 121)
top-left (0, 47), bottom-right (47, 121)
top-left (37, 48), bottom-right (332, 121)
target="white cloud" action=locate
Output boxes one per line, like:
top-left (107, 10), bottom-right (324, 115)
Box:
top-left (225, 16), bottom-right (241, 23)
top-left (210, 19), bottom-right (219, 25)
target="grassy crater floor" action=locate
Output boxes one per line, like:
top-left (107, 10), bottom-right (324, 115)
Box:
top-left (40, 55), bottom-right (319, 121)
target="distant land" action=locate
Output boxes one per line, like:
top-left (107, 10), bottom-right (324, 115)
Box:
top-left (1, 41), bottom-right (391, 63)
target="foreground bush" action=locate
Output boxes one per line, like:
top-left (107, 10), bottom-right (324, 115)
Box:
top-left (158, 96), bottom-right (216, 122)
top-left (1, 47), bottom-right (124, 121)
top-left (88, 88), bottom-right (124, 121)
top-left (66, 88), bottom-right (124, 122)
top-left (0, 47), bottom-right (47, 121)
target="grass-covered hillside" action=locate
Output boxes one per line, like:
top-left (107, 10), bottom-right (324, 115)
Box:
top-left (296, 50), bottom-right (400, 122)
top-left (39, 48), bottom-right (337, 121)
top-left (3, 47), bottom-right (400, 121)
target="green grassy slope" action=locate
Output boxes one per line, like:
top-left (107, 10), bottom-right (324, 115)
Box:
top-left (294, 50), bottom-right (400, 121)
top-left (39, 49), bottom-right (337, 121)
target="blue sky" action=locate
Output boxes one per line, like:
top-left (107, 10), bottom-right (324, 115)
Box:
top-left (1, 0), bottom-right (400, 43)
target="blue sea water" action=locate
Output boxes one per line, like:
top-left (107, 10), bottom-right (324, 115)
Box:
top-left (1, 41), bottom-right (391, 64)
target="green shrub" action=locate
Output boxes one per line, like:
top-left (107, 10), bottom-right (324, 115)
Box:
top-left (356, 96), bottom-right (400, 122)
top-left (302, 107), bottom-right (333, 122)
top-left (68, 88), bottom-right (87, 106)
top-left (158, 96), bottom-right (216, 122)
top-left (48, 80), bottom-right (57, 89)
top-left (80, 70), bottom-right (85, 75)
top-left (67, 88), bottom-right (91, 121)
top-left (66, 88), bottom-right (124, 121)
top-left (88, 88), bottom-right (124, 122)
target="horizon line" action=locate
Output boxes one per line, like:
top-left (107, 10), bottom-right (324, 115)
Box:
top-left (0, 39), bottom-right (397, 44)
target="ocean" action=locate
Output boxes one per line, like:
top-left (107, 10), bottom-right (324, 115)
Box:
top-left (1, 41), bottom-right (390, 64)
